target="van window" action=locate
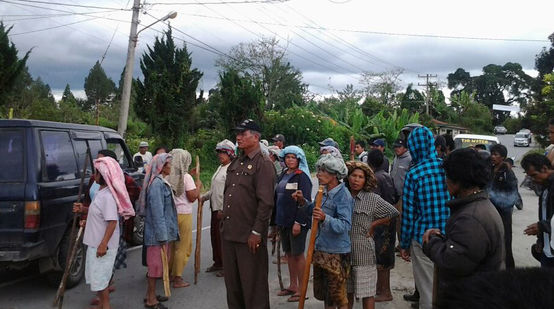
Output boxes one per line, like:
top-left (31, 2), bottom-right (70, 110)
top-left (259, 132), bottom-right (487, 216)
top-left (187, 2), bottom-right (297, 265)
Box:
top-left (106, 140), bottom-right (130, 169)
top-left (0, 129), bottom-right (24, 182)
top-left (73, 140), bottom-right (93, 177)
top-left (41, 131), bottom-right (78, 182)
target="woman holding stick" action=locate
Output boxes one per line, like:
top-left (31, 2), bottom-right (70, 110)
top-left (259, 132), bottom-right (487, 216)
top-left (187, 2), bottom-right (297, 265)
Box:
top-left (293, 154), bottom-right (353, 309)
top-left (274, 146), bottom-right (313, 302)
top-left (167, 149), bottom-right (203, 288)
top-left (138, 153), bottom-right (179, 309)
top-left (345, 161), bottom-right (399, 309)
top-left (81, 156), bottom-right (135, 309)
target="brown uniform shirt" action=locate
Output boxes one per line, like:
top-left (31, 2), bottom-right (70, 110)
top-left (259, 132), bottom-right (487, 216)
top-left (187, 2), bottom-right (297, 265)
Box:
top-left (222, 147), bottom-right (276, 243)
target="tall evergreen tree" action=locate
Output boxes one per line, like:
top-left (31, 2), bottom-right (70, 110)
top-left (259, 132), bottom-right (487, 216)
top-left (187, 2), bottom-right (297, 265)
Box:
top-left (135, 26), bottom-right (203, 147)
top-left (0, 22), bottom-right (31, 104)
top-left (83, 61), bottom-right (116, 111)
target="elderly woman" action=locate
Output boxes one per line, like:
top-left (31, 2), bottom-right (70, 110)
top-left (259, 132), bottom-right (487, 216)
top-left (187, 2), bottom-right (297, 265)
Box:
top-left (293, 154), bottom-right (353, 309)
top-left (201, 140), bottom-right (236, 277)
top-left (138, 153), bottom-right (179, 309)
top-left (80, 156), bottom-right (135, 309)
top-left (488, 144), bottom-right (519, 269)
top-left (274, 146), bottom-right (313, 302)
top-left (422, 148), bottom-right (505, 307)
top-left (345, 161), bottom-right (399, 309)
top-left (167, 149), bottom-right (202, 288)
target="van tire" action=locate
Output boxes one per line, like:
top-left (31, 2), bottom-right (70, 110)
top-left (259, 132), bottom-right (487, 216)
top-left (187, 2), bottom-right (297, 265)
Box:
top-left (46, 228), bottom-right (86, 289)
top-left (132, 216), bottom-right (144, 245)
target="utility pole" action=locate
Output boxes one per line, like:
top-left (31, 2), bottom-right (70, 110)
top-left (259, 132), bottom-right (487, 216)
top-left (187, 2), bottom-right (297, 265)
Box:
top-left (418, 74), bottom-right (437, 115)
top-left (117, 0), bottom-right (141, 137)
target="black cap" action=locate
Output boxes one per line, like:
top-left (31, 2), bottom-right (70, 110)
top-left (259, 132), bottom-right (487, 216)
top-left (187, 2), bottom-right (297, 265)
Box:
top-left (234, 119), bottom-right (261, 133)
top-left (393, 138), bottom-right (406, 148)
top-left (272, 134), bottom-right (285, 142)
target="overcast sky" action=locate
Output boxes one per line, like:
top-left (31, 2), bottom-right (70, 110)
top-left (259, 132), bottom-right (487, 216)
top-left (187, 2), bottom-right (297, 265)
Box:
top-left (1, 0), bottom-right (553, 100)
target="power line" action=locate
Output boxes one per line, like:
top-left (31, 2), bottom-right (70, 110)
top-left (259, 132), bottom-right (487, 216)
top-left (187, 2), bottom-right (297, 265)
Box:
top-left (99, 0), bottom-right (132, 64)
top-left (8, 0), bottom-right (131, 11)
top-left (178, 11), bottom-right (548, 43)
top-left (9, 16), bottom-right (103, 36)
top-left (1, 10), bottom-right (122, 22)
top-left (148, 0), bottom-right (287, 5)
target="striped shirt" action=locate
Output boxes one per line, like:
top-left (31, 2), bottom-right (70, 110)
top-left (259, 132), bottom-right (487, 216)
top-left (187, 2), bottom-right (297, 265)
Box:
top-left (350, 191), bottom-right (399, 266)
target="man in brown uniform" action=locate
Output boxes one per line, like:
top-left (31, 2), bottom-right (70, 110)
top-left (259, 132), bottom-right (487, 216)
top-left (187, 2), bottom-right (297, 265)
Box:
top-left (221, 119), bottom-right (276, 309)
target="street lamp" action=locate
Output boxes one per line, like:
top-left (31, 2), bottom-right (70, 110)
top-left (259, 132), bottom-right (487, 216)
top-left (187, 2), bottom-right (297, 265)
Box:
top-left (117, 0), bottom-right (177, 137)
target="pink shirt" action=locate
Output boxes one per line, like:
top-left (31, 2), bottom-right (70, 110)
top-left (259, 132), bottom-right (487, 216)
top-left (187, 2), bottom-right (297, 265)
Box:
top-left (174, 173), bottom-right (196, 214)
top-left (83, 187), bottom-right (120, 249)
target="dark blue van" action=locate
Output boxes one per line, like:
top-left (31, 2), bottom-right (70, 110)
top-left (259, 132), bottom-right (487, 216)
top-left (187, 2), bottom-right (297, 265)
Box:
top-left (0, 119), bottom-right (141, 287)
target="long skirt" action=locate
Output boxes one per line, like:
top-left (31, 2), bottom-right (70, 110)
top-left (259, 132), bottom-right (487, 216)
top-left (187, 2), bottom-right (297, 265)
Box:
top-left (313, 251), bottom-right (350, 307)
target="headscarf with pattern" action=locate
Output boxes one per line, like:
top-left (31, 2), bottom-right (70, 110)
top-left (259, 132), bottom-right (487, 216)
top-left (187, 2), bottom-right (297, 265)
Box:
top-left (93, 157), bottom-right (135, 220)
top-left (316, 153), bottom-right (348, 179)
top-left (137, 153), bottom-right (172, 215)
top-left (167, 149), bottom-right (192, 197)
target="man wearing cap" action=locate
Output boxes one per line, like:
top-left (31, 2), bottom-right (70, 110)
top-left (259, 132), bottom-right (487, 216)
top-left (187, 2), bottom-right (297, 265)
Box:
top-left (133, 141), bottom-right (153, 172)
top-left (319, 137), bottom-right (340, 150)
top-left (221, 119), bottom-right (276, 309)
top-left (371, 139), bottom-right (390, 172)
top-left (272, 134), bottom-right (286, 149)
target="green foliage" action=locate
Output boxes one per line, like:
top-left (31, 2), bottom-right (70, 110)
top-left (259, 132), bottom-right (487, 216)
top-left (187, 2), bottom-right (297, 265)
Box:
top-left (216, 36), bottom-right (307, 111)
top-left (398, 84), bottom-right (424, 114)
top-left (84, 61), bottom-right (116, 111)
top-left (367, 109), bottom-right (420, 151)
top-left (502, 117), bottom-right (523, 134)
top-left (135, 26), bottom-right (203, 148)
top-left (359, 69), bottom-right (403, 107)
top-left (450, 91), bottom-right (493, 134)
top-left (217, 69), bottom-right (265, 136)
top-left (522, 74), bottom-right (554, 147)
top-left (0, 22), bottom-right (30, 103)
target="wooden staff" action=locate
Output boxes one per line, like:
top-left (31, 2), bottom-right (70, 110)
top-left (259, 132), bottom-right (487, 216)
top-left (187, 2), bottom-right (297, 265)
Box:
top-left (298, 185), bottom-right (324, 309)
top-left (193, 155), bottom-right (203, 284)
top-left (161, 246), bottom-right (171, 297)
top-left (349, 136), bottom-right (355, 161)
top-left (276, 231), bottom-right (284, 291)
top-left (54, 151), bottom-right (90, 308)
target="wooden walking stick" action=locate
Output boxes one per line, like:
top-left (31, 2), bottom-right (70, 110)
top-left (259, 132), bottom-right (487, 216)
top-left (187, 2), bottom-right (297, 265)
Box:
top-left (161, 246), bottom-right (171, 297)
top-left (194, 155), bottom-right (203, 284)
top-left (276, 230), bottom-right (284, 291)
top-left (298, 185), bottom-right (324, 309)
top-left (54, 151), bottom-right (90, 308)
top-left (349, 136), bottom-right (355, 161)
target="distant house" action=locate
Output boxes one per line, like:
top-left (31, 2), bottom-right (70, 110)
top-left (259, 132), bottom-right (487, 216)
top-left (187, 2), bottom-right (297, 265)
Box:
top-left (431, 119), bottom-right (469, 136)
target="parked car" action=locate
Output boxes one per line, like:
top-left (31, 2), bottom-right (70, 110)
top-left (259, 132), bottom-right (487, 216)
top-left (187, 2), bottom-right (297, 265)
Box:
top-left (494, 125), bottom-right (508, 134)
top-left (514, 132), bottom-right (531, 147)
top-left (0, 119), bottom-right (143, 288)
top-left (453, 134), bottom-right (500, 151)
top-left (518, 129), bottom-right (533, 144)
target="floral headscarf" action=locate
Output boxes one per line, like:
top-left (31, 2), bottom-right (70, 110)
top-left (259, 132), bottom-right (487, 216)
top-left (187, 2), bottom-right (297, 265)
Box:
top-left (216, 139), bottom-right (236, 159)
top-left (345, 160), bottom-right (377, 192)
top-left (167, 149), bottom-right (192, 197)
top-left (319, 146), bottom-right (343, 160)
top-left (137, 153), bottom-right (172, 215)
top-left (316, 153), bottom-right (348, 179)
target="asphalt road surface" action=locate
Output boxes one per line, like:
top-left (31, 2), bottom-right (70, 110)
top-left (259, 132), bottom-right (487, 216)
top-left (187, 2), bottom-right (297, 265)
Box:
top-left (0, 134), bottom-right (544, 309)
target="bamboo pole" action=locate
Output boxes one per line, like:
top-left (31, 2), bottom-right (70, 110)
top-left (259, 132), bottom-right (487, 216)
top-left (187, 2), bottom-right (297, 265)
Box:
top-left (194, 155), bottom-right (203, 284)
top-left (349, 136), bottom-right (355, 161)
top-left (298, 185), bottom-right (324, 309)
top-left (276, 232), bottom-right (284, 291)
top-left (54, 151), bottom-right (90, 308)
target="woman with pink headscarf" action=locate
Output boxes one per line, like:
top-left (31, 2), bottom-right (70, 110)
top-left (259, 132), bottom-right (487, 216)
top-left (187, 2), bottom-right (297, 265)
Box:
top-left (81, 156), bottom-right (134, 309)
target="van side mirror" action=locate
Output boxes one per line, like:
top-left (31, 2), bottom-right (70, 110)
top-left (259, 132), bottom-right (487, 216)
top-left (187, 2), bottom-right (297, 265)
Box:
top-left (133, 156), bottom-right (144, 168)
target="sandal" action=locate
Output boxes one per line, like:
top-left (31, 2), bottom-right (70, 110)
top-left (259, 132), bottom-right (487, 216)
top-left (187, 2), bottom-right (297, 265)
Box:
top-left (206, 265), bottom-right (223, 272)
top-left (216, 271), bottom-right (224, 277)
top-left (144, 302), bottom-right (167, 309)
top-left (287, 294), bottom-right (308, 302)
top-left (172, 278), bottom-right (190, 288)
top-left (277, 289), bottom-right (295, 296)
top-left (143, 295), bottom-right (169, 303)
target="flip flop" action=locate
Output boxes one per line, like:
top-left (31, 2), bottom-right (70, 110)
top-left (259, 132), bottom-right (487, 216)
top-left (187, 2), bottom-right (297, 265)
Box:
top-left (172, 280), bottom-right (190, 288)
top-left (277, 289), bottom-right (295, 296)
top-left (144, 302), bottom-right (167, 309)
top-left (216, 271), bottom-right (225, 277)
top-left (143, 295), bottom-right (169, 303)
top-left (206, 265), bottom-right (223, 272)
top-left (287, 294), bottom-right (308, 302)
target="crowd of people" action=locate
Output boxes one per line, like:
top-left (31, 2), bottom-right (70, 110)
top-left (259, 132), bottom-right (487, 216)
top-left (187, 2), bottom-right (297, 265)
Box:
top-left (73, 118), bottom-right (554, 309)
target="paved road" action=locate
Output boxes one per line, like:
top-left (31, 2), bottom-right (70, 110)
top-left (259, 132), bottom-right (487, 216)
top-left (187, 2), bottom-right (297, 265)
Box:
top-left (0, 134), bottom-right (544, 309)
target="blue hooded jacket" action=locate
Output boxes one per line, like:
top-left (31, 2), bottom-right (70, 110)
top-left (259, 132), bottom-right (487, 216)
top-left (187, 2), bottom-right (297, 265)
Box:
top-left (400, 127), bottom-right (451, 249)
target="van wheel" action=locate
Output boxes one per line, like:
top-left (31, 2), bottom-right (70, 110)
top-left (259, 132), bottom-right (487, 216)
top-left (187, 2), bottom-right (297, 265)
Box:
top-left (132, 216), bottom-right (144, 245)
top-left (46, 228), bottom-right (86, 289)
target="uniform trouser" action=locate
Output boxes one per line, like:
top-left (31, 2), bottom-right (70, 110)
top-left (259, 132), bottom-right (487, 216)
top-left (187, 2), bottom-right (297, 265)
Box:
top-left (210, 211), bottom-right (223, 267)
top-left (171, 214), bottom-right (193, 277)
top-left (497, 209), bottom-right (515, 269)
top-left (411, 239), bottom-right (434, 309)
top-left (222, 239), bottom-right (270, 309)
